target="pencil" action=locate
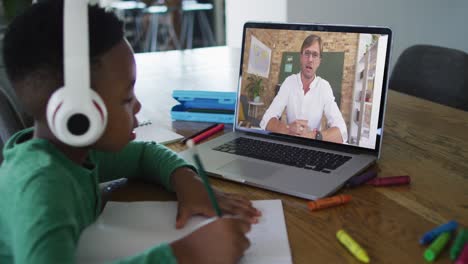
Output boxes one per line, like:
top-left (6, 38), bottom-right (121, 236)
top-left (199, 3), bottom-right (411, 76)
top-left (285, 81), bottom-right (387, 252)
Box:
top-left (186, 140), bottom-right (223, 217)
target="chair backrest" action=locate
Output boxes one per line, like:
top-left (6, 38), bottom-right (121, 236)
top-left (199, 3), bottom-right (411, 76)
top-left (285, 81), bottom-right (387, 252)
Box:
top-left (0, 87), bottom-right (27, 164)
top-left (389, 45), bottom-right (468, 111)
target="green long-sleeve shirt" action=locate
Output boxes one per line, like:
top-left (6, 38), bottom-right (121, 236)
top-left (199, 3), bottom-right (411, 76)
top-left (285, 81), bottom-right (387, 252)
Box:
top-left (0, 128), bottom-right (193, 263)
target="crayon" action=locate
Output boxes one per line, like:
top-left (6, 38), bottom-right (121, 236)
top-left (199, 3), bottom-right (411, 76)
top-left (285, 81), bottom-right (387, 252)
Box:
top-left (455, 243), bottom-right (468, 264)
top-left (191, 123), bottom-right (225, 144)
top-left (181, 123), bottom-right (219, 144)
top-left (420, 220), bottom-right (458, 245)
top-left (451, 229), bottom-right (468, 260)
top-left (307, 194), bottom-right (351, 211)
top-left (366, 175), bottom-right (410, 186)
top-left (336, 229), bottom-right (370, 263)
top-left (346, 170), bottom-right (377, 188)
top-left (424, 232), bottom-right (451, 262)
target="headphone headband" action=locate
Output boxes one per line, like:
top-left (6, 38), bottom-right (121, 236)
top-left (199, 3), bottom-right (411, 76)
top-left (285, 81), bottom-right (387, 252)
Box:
top-left (64, 0), bottom-right (90, 98)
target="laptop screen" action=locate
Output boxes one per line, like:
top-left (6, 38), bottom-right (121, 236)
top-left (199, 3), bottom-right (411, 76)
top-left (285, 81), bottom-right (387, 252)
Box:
top-left (236, 22), bottom-right (392, 152)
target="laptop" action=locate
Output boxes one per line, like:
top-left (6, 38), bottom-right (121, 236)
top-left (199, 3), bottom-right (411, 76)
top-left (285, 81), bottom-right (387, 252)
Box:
top-left (179, 22), bottom-right (392, 200)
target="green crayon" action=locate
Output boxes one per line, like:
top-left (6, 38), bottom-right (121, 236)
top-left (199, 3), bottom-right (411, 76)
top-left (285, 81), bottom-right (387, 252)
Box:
top-left (450, 228), bottom-right (468, 260)
top-left (424, 232), bottom-right (451, 262)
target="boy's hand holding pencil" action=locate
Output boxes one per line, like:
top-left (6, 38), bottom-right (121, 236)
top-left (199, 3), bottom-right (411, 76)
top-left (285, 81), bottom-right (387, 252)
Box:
top-left (167, 140), bottom-right (262, 264)
top-left (170, 140), bottom-right (261, 228)
top-left (171, 216), bottom-right (252, 264)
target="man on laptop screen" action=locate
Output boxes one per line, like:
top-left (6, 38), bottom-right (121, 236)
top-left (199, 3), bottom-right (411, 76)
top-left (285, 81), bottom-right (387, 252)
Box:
top-left (260, 34), bottom-right (347, 144)
top-left (238, 26), bottom-right (389, 149)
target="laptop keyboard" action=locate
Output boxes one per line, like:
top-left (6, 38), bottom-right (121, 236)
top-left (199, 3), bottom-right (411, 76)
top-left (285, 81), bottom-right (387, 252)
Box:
top-left (213, 137), bottom-right (352, 173)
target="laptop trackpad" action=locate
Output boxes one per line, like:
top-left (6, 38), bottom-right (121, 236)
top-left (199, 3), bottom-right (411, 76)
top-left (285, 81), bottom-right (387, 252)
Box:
top-left (217, 159), bottom-right (277, 180)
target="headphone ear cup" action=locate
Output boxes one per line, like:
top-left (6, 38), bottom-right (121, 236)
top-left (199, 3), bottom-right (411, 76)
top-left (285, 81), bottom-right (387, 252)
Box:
top-left (88, 89), bottom-right (108, 133)
top-left (46, 87), bottom-right (66, 138)
top-left (46, 87), bottom-right (108, 146)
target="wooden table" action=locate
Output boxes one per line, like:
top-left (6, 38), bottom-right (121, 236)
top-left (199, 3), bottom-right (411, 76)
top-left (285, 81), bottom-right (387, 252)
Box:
top-left (112, 46), bottom-right (468, 263)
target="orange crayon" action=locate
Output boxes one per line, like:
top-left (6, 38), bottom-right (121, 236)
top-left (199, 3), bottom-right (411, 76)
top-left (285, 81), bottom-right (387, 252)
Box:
top-left (307, 194), bottom-right (352, 211)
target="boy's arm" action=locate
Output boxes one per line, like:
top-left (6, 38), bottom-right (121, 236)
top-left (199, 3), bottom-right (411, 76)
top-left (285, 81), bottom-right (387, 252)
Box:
top-left (12, 171), bottom-right (86, 264)
top-left (93, 141), bottom-right (195, 191)
top-left (13, 164), bottom-right (179, 264)
top-left (13, 174), bottom-right (179, 264)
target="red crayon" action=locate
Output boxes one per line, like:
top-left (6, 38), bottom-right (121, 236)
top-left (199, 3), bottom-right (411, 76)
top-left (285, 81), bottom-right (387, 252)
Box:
top-left (181, 123), bottom-right (219, 144)
top-left (366, 175), bottom-right (411, 186)
top-left (192, 124), bottom-right (225, 144)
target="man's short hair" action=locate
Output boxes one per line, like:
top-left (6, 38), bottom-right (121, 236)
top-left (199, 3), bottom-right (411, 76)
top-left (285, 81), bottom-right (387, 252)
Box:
top-left (300, 34), bottom-right (323, 56)
top-left (2, 0), bottom-right (124, 118)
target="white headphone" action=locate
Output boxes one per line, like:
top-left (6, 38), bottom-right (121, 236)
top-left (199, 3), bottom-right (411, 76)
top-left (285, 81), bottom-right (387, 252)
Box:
top-left (46, 0), bottom-right (107, 147)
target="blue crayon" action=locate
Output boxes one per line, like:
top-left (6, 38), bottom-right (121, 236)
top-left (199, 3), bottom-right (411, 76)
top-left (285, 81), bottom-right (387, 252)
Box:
top-left (419, 220), bottom-right (458, 245)
top-left (346, 170), bottom-right (377, 188)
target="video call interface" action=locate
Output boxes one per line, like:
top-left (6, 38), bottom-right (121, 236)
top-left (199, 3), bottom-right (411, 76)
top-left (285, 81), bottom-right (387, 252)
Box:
top-left (237, 28), bottom-right (389, 150)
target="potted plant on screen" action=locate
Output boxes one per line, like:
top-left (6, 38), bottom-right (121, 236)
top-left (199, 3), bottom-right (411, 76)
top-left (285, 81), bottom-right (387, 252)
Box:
top-left (246, 74), bottom-right (264, 103)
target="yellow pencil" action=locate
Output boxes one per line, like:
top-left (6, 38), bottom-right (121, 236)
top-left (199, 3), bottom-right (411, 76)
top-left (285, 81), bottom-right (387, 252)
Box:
top-left (336, 229), bottom-right (370, 263)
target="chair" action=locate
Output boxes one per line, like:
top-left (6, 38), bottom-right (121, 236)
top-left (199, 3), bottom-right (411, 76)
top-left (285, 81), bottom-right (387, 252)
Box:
top-left (389, 45), bottom-right (468, 111)
top-left (144, 5), bottom-right (181, 51)
top-left (239, 94), bottom-right (261, 127)
top-left (109, 1), bottom-right (147, 52)
top-left (179, 0), bottom-right (216, 49)
top-left (0, 87), bottom-right (27, 163)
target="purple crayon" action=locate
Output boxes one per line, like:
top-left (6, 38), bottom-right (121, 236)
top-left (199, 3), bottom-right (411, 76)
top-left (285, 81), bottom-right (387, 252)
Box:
top-left (455, 244), bottom-right (468, 264)
top-left (346, 170), bottom-right (378, 188)
top-left (366, 175), bottom-right (411, 186)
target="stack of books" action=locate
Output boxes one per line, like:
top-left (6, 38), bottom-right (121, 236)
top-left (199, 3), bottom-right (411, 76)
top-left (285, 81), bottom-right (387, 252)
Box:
top-left (171, 90), bottom-right (236, 123)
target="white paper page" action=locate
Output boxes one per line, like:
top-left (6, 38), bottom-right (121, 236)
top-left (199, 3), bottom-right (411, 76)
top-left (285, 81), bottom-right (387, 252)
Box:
top-left (76, 200), bottom-right (291, 264)
top-left (134, 121), bottom-right (183, 145)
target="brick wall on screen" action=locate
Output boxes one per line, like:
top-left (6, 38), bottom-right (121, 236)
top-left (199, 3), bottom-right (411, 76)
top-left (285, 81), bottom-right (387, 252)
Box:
top-left (241, 28), bottom-right (358, 129)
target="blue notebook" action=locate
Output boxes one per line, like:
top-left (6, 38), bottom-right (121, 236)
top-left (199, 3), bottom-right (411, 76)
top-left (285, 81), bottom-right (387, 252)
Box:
top-left (171, 90), bottom-right (237, 123)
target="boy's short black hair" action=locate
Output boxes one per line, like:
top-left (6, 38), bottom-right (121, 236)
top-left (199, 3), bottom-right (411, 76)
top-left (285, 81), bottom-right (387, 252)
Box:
top-left (2, 0), bottom-right (124, 118)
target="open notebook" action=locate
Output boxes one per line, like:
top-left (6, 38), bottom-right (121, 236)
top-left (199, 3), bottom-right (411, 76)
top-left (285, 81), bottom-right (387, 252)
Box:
top-left (76, 200), bottom-right (292, 264)
top-left (134, 120), bottom-right (183, 145)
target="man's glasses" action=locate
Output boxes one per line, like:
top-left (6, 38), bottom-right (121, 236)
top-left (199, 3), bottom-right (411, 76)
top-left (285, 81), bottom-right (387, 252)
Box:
top-left (302, 51), bottom-right (321, 60)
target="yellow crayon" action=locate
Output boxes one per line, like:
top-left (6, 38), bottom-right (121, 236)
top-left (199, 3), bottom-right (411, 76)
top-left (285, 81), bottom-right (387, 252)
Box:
top-left (336, 229), bottom-right (370, 263)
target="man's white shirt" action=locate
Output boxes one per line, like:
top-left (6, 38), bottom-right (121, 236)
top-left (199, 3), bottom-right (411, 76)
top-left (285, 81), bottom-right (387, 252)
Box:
top-left (260, 73), bottom-right (348, 142)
